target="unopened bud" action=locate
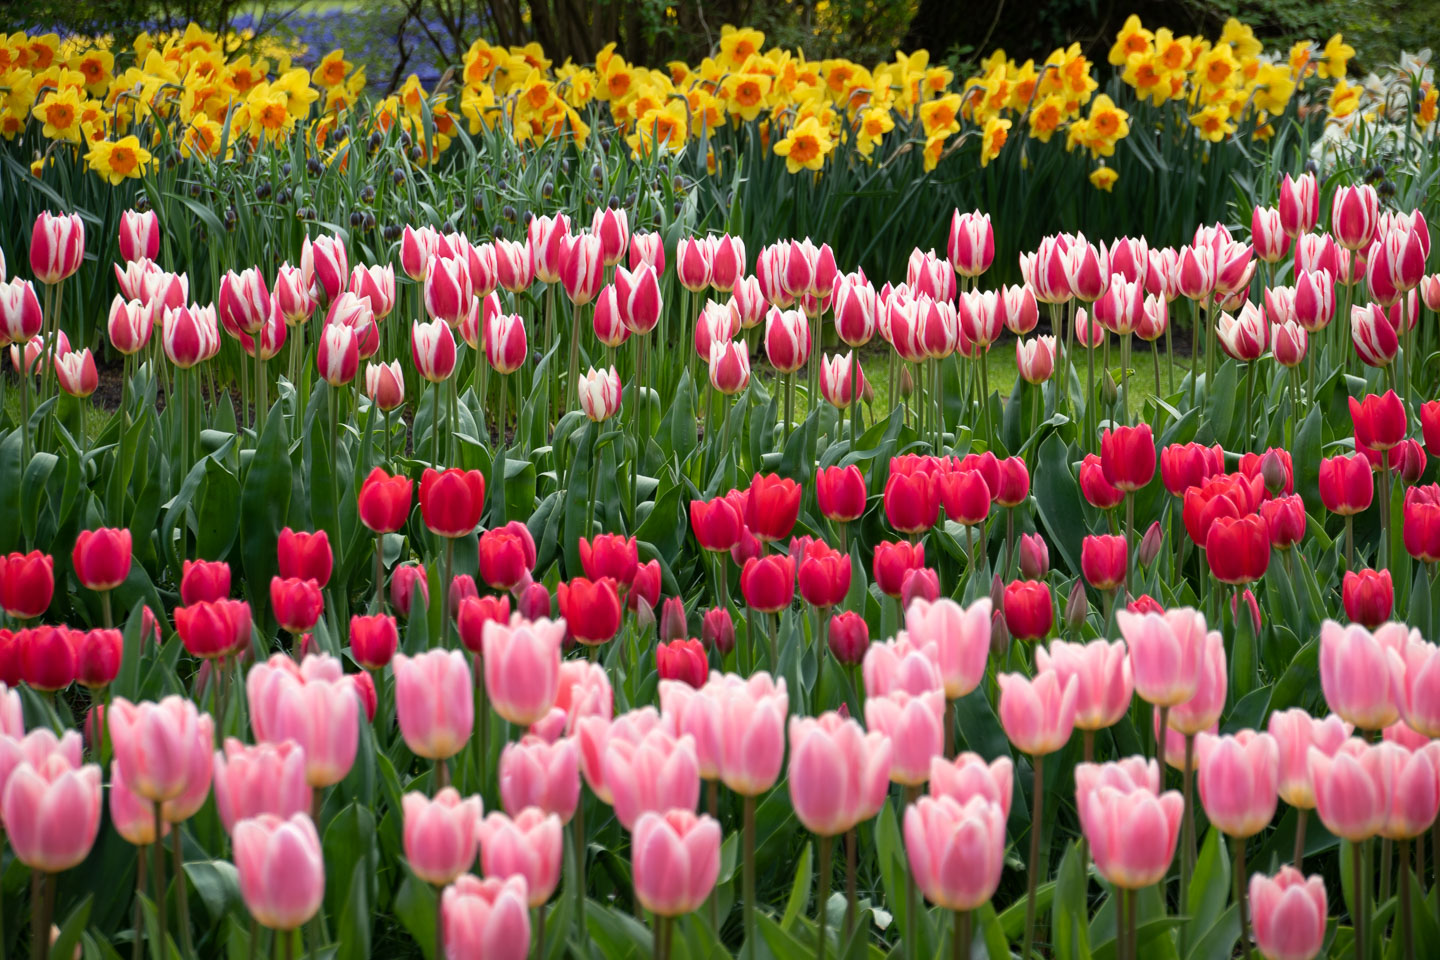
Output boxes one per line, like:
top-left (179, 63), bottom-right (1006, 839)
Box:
top-left (862, 378), bottom-right (875, 404)
top-left (1019, 533), bottom-right (1049, 580)
top-left (1101, 369), bottom-right (1118, 405)
top-left (989, 573), bottom-right (1005, 612)
top-left (1064, 579), bottom-right (1088, 631)
top-left (988, 612), bottom-right (1010, 658)
top-left (1138, 521), bottom-right (1163, 568)
top-left (899, 366), bottom-right (914, 398)
top-left (1261, 450), bottom-right (1287, 495)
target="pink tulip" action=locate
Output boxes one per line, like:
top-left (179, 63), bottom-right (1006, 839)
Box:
top-left (905, 598), bottom-right (991, 700)
top-left (787, 712), bottom-right (892, 835)
top-left (234, 813), bottom-right (325, 930)
top-left (411, 317), bottom-right (458, 383)
top-left (393, 650), bottom-right (474, 761)
top-left (1075, 757), bottom-right (1161, 837)
top-left (302, 233), bottom-right (348, 302)
top-left (1389, 635), bottom-right (1440, 737)
top-left (1197, 730), bottom-right (1279, 837)
top-left (478, 808), bottom-right (563, 905)
top-left (213, 738), bottom-right (311, 834)
top-left (402, 787), bottom-right (483, 886)
top-left (1320, 620), bottom-right (1406, 730)
top-left (1168, 630), bottom-right (1227, 736)
top-left (1117, 607), bottom-right (1208, 707)
top-left (545, 661), bottom-right (613, 738)
top-left (575, 707), bottom-right (658, 803)
top-left (484, 313), bottom-right (527, 374)
top-left (997, 670), bottom-right (1078, 756)
top-left (865, 689), bottom-right (945, 785)
top-left (443, 874), bottom-right (531, 960)
top-left (1308, 739), bottom-right (1384, 841)
top-left (0, 729), bottom-right (81, 813)
top-left (161, 711), bottom-right (214, 823)
top-left (1250, 866), bottom-right (1327, 960)
top-left (714, 672), bottom-right (788, 796)
top-left (110, 761), bottom-right (165, 846)
top-left (862, 635), bottom-right (943, 699)
top-left (246, 657), bottom-right (361, 787)
top-left (107, 695), bottom-right (205, 802)
top-left (483, 616), bottom-right (562, 726)
top-left (1268, 710), bottom-right (1352, 809)
top-left (1372, 741), bottom-right (1439, 840)
top-left (904, 795), bottom-right (1006, 909)
top-left (0, 683), bottom-right (22, 738)
top-left (117, 209), bottom-right (159, 263)
top-left (2, 754), bottom-right (102, 872)
top-left (1036, 638), bottom-right (1132, 731)
top-left (929, 753), bottom-right (1014, 817)
top-left (659, 681), bottom-right (723, 780)
top-left (499, 736), bottom-right (579, 822)
top-left (29, 211), bottom-right (84, 284)
top-left (604, 728), bottom-right (699, 830)
top-left (631, 810), bottom-right (721, 917)
top-left (1083, 784), bottom-right (1183, 888)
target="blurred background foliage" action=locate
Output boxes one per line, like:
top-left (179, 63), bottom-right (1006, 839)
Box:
top-left (10, 0), bottom-right (1439, 93)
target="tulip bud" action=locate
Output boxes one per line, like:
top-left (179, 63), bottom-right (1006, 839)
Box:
top-left (898, 366), bottom-right (914, 397)
top-left (1137, 521), bottom-right (1163, 568)
top-left (989, 613), bottom-right (1011, 659)
top-left (1064, 580), bottom-right (1088, 631)
top-left (701, 607), bottom-right (735, 655)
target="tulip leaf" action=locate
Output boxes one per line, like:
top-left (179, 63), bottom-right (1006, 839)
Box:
top-left (759, 911), bottom-right (813, 960)
top-left (1051, 840), bottom-right (1091, 960)
top-left (1292, 404), bottom-right (1323, 511)
top-left (1199, 360), bottom-right (1237, 449)
top-left (239, 409), bottom-right (293, 626)
top-left (1033, 433), bottom-right (1086, 575)
top-left (1185, 828), bottom-right (1229, 945)
top-left (21, 450), bottom-right (59, 548)
top-left (561, 422), bottom-right (596, 577)
top-left (47, 892), bottom-right (90, 960)
top-left (0, 430), bottom-right (23, 551)
top-left (196, 458), bottom-right (241, 562)
top-left (780, 842), bottom-right (813, 933)
top-left (394, 874), bottom-right (437, 960)
top-left (334, 857), bottom-right (373, 960)
top-left (183, 860), bottom-right (241, 924)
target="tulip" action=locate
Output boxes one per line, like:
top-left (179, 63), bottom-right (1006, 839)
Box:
top-left (865, 689), bottom-right (945, 786)
top-left (488, 238), bottom-right (530, 294)
top-left (1009, 536), bottom-right (1047, 584)
top-left (1351, 302), bottom-right (1398, 367)
top-left (1389, 636), bottom-right (1440, 737)
top-left (1197, 730), bottom-right (1279, 838)
top-left (482, 616), bottom-right (562, 726)
top-left (358, 468), bottom-right (413, 533)
top-left (1342, 569), bottom-right (1393, 628)
top-left (740, 555), bottom-right (795, 614)
top-left (349, 614), bottom-right (398, 672)
top-left (1037, 639), bottom-right (1132, 732)
top-left (456, 597), bottom-right (510, 656)
top-left (71, 527), bottom-right (132, 595)
top-left (1250, 867), bottom-right (1327, 960)
top-left (218, 267), bottom-right (271, 336)
top-left (884, 470), bottom-right (939, 534)
top-left (1310, 738), bottom-right (1384, 841)
top-left (1204, 513), bottom-right (1269, 584)
top-left (1320, 620), bottom-right (1406, 731)
top-left (419, 467), bottom-right (485, 538)
top-left (442, 874), bottom-right (531, 960)
top-left (477, 808), bottom-right (564, 909)
top-left (387, 564), bottom-right (428, 619)
top-left (816, 465), bottom-right (866, 523)
top-left (1002, 579), bottom-right (1053, 642)
top-left (797, 541), bottom-right (850, 609)
top-left (277, 528), bottom-right (332, 588)
top-left (578, 366), bottom-right (622, 421)
top-left (764, 306), bottom-right (811, 373)
top-left (393, 650), bottom-right (473, 761)
top-left (161, 304), bottom-right (220, 369)
top-left (939, 469), bottom-right (989, 527)
top-left (625, 808), bottom-right (722, 925)
top-left (270, 577), bottom-right (323, 635)
top-left (2, 757), bottom-right (102, 872)
top-left (1371, 741), bottom-right (1439, 839)
top-left (655, 639), bottom-right (706, 688)
top-left (363, 361), bottom-right (405, 412)
top-left (485, 312), bottom-right (527, 374)
top-left (16, 626), bottom-right (74, 691)
top-left (1082, 783), bottom-right (1184, 889)
top-left (1076, 454), bottom-right (1122, 510)
top-left (29, 211), bottom-right (84, 284)
top-left (0, 278), bottom-right (43, 344)
top-left (401, 787), bottom-right (482, 887)
top-left (614, 263), bottom-right (662, 335)
top-left (211, 738), bottom-right (312, 839)
top-left (1118, 607), bottom-right (1208, 707)
top-left (603, 725), bottom-right (700, 830)
top-left (474, 522), bottom-right (534, 592)
top-left (578, 534), bottom-right (638, 585)
top-left (175, 560), bottom-right (229, 608)
top-left (558, 232), bottom-right (603, 305)
top-left (1318, 453), bottom-right (1373, 518)
top-left (1350, 391), bottom-right (1407, 451)
top-left (906, 598), bottom-right (990, 701)
top-left (947, 210), bottom-right (994, 277)
top-left (905, 793), bottom-right (1006, 914)
top-left (233, 813), bottom-right (326, 931)
top-left (708, 340), bottom-right (751, 394)
top-left (405, 318), bottom-right (456, 385)
top-left (690, 497), bottom-right (743, 553)
top-left (746, 473), bottom-right (801, 542)
top-left (556, 577), bottom-right (622, 644)
top-left (314, 320), bottom-right (359, 385)
top-left (249, 665), bottom-right (360, 787)
top-left (110, 762), bottom-right (164, 846)
top-left (1251, 206), bottom-right (1290, 262)
top-left (53, 347), bottom-right (97, 397)
top-left (1015, 335), bottom-right (1056, 383)
top-left (73, 628), bottom-right (122, 689)
top-left (1080, 535), bottom-right (1127, 592)
top-left (1331, 184), bottom-right (1380, 250)
top-left (499, 736), bottom-right (579, 822)
top-left (114, 208), bottom-right (159, 264)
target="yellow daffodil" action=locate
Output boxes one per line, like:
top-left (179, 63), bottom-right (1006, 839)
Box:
top-left (1221, 19), bottom-right (1263, 60)
top-left (600, 56), bottom-right (636, 102)
top-left (1089, 166), bottom-right (1119, 191)
top-left (1419, 85), bottom-right (1437, 129)
top-left (1027, 94), bottom-right (1067, 142)
top-left (67, 47), bottom-right (113, 95)
top-left (773, 115), bottom-right (832, 173)
top-left (460, 84), bottom-right (498, 133)
top-left (628, 99), bottom-right (688, 156)
top-left (181, 114), bottom-right (226, 158)
top-left (1317, 34), bottom-right (1354, 80)
top-left (923, 65), bottom-right (954, 99)
top-left (1195, 45), bottom-right (1240, 92)
top-left (920, 93), bottom-right (962, 139)
top-left (718, 26), bottom-right (765, 70)
top-left (726, 72), bottom-right (773, 121)
top-left (1109, 15), bottom-right (1154, 66)
top-left (244, 82), bottom-right (294, 143)
top-left (463, 39), bottom-right (507, 87)
top-left (311, 49), bottom-right (351, 89)
top-left (1328, 78), bottom-right (1360, 117)
top-left (687, 87), bottom-right (725, 134)
top-left (923, 132), bottom-right (948, 171)
top-left (32, 86), bottom-right (85, 142)
top-left (85, 133), bottom-right (151, 183)
top-left (1007, 60), bottom-right (1039, 112)
top-left (274, 67), bottom-right (320, 118)
top-left (1123, 53), bottom-right (1174, 107)
top-left (980, 116), bottom-right (1011, 166)
top-left (1081, 94), bottom-right (1129, 156)
top-left (855, 105), bottom-right (894, 156)
top-left (1153, 30), bottom-right (1192, 76)
top-left (1189, 104), bottom-right (1236, 142)
top-left (1251, 62), bottom-right (1296, 116)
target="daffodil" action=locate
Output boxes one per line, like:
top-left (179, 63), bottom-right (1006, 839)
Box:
top-left (1109, 15), bottom-right (1154, 66)
top-left (628, 100), bottom-right (688, 156)
top-left (773, 115), bottom-right (832, 173)
top-left (1027, 94), bottom-right (1067, 142)
top-left (31, 86), bottom-right (84, 142)
top-left (1328, 78), bottom-right (1360, 118)
top-left (920, 93), bottom-right (962, 139)
top-left (311, 49), bottom-right (351, 89)
top-left (1251, 62), bottom-right (1296, 116)
top-left (718, 26), bottom-right (765, 70)
top-left (1189, 104), bottom-right (1236, 142)
top-left (1081, 94), bottom-right (1129, 156)
top-left (1123, 53), bottom-right (1174, 107)
top-left (980, 116), bottom-right (1011, 166)
top-left (923, 132), bottom-right (948, 171)
top-left (67, 46), bottom-right (113, 95)
top-left (1419, 85), bottom-right (1437, 129)
top-left (1317, 34), bottom-right (1355, 80)
top-left (1089, 166), bottom-right (1119, 191)
top-left (855, 105), bottom-right (894, 156)
top-left (1221, 18), bottom-right (1262, 60)
top-left (726, 72), bottom-right (773, 121)
top-left (85, 134), bottom-right (151, 183)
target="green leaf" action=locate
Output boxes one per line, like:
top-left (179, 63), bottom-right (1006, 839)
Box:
top-left (196, 458), bottom-right (242, 560)
top-left (780, 842), bottom-right (814, 933)
top-left (49, 893), bottom-right (92, 960)
top-left (1185, 904), bottom-right (1238, 960)
top-left (334, 858), bottom-right (373, 960)
top-left (759, 911), bottom-right (813, 960)
top-left (1186, 828), bottom-right (1230, 944)
top-left (1033, 433), bottom-right (1087, 575)
top-left (1052, 840), bottom-right (1092, 960)
top-left (239, 409), bottom-right (293, 624)
top-left (394, 874), bottom-right (438, 960)
top-left (184, 860), bottom-right (242, 924)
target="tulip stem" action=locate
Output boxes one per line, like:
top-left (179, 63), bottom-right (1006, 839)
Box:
top-left (1181, 733), bottom-right (1196, 899)
top-left (816, 834), bottom-right (831, 960)
top-left (1345, 516), bottom-right (1355, 572)
top-left (768, 613), bottom-right (779, 671)
top-left (473, 654), bottom-right (488, 800)
top-left (743, 794), bottom-right (757, 960)
top-left (1124, 493), bottom-right (1135, 597)
top-left (434, 757), bottom-right (448, 792)
top-left (1126, 888), bottom-right (1138, 960)
top-left (435, 882), bottom-right (445, 960)
top-left (442, 538), bottom-right (456, 649)
top-left (1115, 887), bottom-right (1127, 960)
top-left (1380, 838), bottom-right (1393, 915)
top-left (1293, 808), bottom-right (1307, 868)
top-left (1380, 469), bottom-right (1393, 572)
top-left (1232, 836), bottom-right (1251, 960)
top-left (153, 806), bottom-right (167, 955)
top-left (953, 910), bottom-right (970, 960)
top-left (707, 781), bottom-right (720, 932)
top-left (1400, 838), bottom-right (1415, 960)
top-left (174, 826), bottom-right (196, 959)
top-left (844, 828), bottom-right (857, 939)
top-left (375, 536), bottom-right (386, 611)
top-left (1353, 840), bottom-right (1367, 960)
top-left (1021, 752), bottom-right (1044, 960)
top-left (29, 871), bottom-right (47, 960)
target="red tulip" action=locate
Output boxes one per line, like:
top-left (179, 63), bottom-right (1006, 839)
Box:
top-left (1019, 533), bottom-right (1050, 579)
top-left (30, 211), bottom-right (84, 284)
top-left (20, 625), bottom-right (76, 691)
top-left (629, 230), bottom-right (666, 276)
top-left (389, 564), bottom-right (429, 618)
top-left (175, 599), bottom-right (249, 659)
top-left (1278, 173), bottom-right (1319, 236)
top-left (884, 470), bottom-right (939, 534)
top-left (1160, 442), bottom-right (1225, 496)
top-left (448, 575), bottom-right (479, 622)
top-left (701, 607), bottom-right (735, 655)
top-left (578, 534), bottom-right (638, 586)
top-left (1403, 485), bottom-right (1440, 562)
top-left (358, 468), bottom-right (413, 533)
top-left (1342, 569), bottom-right (1393, 628)
top-left (629, 560), bottom-right (661, 613)
top-left (828, 611), bottom-right (870, 664)
top-left (1182, 474), bottom-right (1265, 545)
top-left (556, 577), bottom-right (622, 644)
top-left (798, 541), bottom-right (850, 608)
top-left (419, 468), bottom-right (486, 538)
top-left (71, 528), bottom-right (132, 592)
top-left (270, 577), bottom-right (324, 634)
top-left (1351, 303), bottom-right (1398, 367)
top-left (746, 473), bottom-right (801, 542)
top-left (1081, 535), bottom-right (1127, 592)
top-left (1204, 515), bottom-right (1270, 584)
top-left (278, 528), bottom-right (333, 589)
top-left (478, 521), bottom-right (536, 592)
top-left (873, 541), bottom-right (924, 598)
top-left (349, 614), bottom-right (398, 670)
top-left (179, 559), bottom-right (229, 605)
top-left (0, 551), bottom-right (53, 620)
top-left (816, 466), bottom-right (866, 522)
top-left (939, 469), bottom-right (990, 526)
top-left (1079, 454), bottom-right (1124, 509)
top-left (992, 457), bottom-right (1030, 508)
top-left (1100, 424), bottom-right (1156, 492)
top-left (741, 555), bottom-right (795, 613)
top-left (656, 639), bottom-right (708, 688)
top-left (72, 628), bottom-right (122, 689)
top-left (1331, 184), bottom-right (1379, 250)
top-left (456, 596), bottom-right (511, 655)
top-left (1259, 494), bottom-right (1306, 549)
top-left (1318, 454), bottom-right (1373, 516)
top-left (689, 497), bottom-right (743, 553)
top-left (1349, 390), bottom-right (1407, 452)
top-left (1003, 580), bottom-right (1053, 642)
